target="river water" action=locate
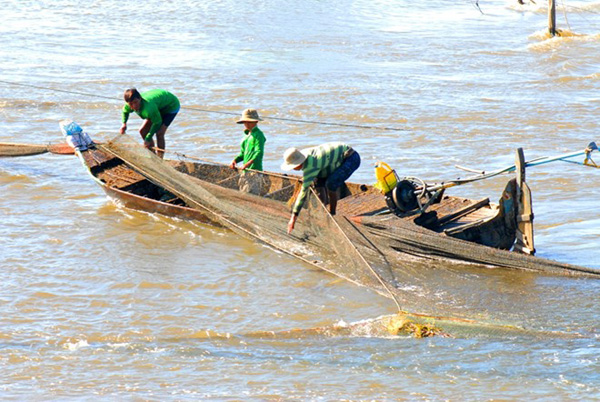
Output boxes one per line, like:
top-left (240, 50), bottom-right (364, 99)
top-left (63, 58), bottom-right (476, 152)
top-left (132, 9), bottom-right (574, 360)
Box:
top-left (1, 0), bottom-right (599, 399)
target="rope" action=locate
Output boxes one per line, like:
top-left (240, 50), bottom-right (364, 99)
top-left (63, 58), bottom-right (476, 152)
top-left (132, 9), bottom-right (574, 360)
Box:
top-left (0, 80), bottom-right (117, 101)
top-left (0, 79), bottom-right (407, 132)
top-left (471, 0), bottom-right (484, 15)
top-left (560, 0), bottom-right (572, 32)
top-left (166, 149), bottom-right (310, 181)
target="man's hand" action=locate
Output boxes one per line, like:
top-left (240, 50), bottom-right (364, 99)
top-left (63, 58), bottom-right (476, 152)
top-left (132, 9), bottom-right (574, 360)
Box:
top-left (229, 159), bottom-right (237, 169)
top-left (144, 139), bottom-right (155, 151)
top-left (287, 213), bottom-right (297, 234)
top-left (119, 123), bottom-right (127, 134)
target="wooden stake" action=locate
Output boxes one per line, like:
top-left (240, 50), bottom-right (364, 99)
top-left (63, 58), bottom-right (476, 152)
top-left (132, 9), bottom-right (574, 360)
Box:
top-left (548, 0), bottom-right (557, 37)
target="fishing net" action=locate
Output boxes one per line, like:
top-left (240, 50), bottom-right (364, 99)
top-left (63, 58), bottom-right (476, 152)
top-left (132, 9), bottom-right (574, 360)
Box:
top-left (98, 135), bottom-right (404, 308)
top-left (93, 135), bottom-right (595, 338)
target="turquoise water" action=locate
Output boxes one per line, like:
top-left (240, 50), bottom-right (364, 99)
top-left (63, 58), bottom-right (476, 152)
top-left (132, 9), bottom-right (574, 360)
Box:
top-left (1, 0), bottom-right (599, 399)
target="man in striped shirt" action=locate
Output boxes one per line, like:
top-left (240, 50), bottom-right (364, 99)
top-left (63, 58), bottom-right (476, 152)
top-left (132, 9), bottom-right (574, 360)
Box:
top-left (281, 142), bottom-right (361, 234)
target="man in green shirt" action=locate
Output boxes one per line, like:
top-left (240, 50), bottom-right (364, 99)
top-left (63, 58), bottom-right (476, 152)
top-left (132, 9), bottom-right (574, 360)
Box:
top-left (119, 88), bottom-right (180, 158)
top-left (281, 142), bottom-right (360, 234)
top-left (229, 108), bottom-right (266, 171)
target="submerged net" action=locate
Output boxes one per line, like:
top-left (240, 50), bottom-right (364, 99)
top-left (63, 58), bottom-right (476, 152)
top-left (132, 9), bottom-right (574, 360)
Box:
top-left (243, 312), bottom-right (584, 340)
top-left (98, 135), bottom-right (404, 310)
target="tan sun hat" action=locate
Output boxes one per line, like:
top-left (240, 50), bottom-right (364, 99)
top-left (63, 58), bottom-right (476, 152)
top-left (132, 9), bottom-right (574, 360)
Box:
top-left (236, 108), bottom-right (263, 124)
top-left (281, 147), bottom-right (307, 170)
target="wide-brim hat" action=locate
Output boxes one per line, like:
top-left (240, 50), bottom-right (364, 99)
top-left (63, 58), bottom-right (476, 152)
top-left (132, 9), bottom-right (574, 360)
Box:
top-left (236, 108), bottom-right (263, 124)
top-left (281, 147), bottom-right (307, 170)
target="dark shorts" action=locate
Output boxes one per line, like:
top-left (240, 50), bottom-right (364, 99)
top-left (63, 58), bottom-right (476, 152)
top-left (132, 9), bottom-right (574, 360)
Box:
top-left (161, 108), bottom-right (179, 127)
top-left (325, 151), bottom-right (361, 192)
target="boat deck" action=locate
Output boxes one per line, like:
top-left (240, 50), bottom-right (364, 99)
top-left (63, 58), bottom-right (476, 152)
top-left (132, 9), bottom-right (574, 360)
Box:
top-left (338, 189), bottom-right (495, 235)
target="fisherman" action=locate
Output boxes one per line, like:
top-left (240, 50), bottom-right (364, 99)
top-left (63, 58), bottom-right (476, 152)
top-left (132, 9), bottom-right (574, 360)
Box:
top-left (281, 142), bottom-right (360, 234)
top-left (119, 88), bottom-right (180, 159)
top-left (229, 108), bottom-right (266, 171)
top-left (228, 108), bottom-right (267, 195)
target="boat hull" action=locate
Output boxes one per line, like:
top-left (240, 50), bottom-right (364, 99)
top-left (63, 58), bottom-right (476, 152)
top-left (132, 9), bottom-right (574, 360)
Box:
top-left (71, 140), bottom-right (600, 278)
top-left (101, 181), bottom-right (217, 224)
top-left (74, 146), bottom-right (221, 225)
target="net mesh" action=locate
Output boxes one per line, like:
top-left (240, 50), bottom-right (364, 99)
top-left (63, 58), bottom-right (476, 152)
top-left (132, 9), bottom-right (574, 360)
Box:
top-left (242, 312), bottom-right (583, 339)
top-left (99, 135), bottom-right (403, 309)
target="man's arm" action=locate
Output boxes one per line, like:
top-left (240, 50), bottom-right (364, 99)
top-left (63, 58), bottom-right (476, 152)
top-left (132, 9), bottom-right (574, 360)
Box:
top-left (241, 135), bottom-right (264, 170)
top-left (120, 104), bottom-right (132, 134)
top-left (145, 104), bottom-right (163, 141)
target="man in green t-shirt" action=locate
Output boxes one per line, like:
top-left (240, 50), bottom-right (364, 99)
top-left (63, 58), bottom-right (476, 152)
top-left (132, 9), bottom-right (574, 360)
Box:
top-left (229, 108), bottom-right (267, 195)
top-left (229, 108), bottom-right (266, 171)
top-left (119, 88), bottom-right (180, 158)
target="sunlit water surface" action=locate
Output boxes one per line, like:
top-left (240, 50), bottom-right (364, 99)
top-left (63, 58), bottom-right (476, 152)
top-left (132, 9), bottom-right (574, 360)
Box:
top-left (1, 0), bottom-right (599, 399)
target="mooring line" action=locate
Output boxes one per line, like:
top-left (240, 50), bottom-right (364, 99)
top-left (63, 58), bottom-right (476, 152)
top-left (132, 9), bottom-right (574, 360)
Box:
top-left (0, 79), bottom-right (407, 132)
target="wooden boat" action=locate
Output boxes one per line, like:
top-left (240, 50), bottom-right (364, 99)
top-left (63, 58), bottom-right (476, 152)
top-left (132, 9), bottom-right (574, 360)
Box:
top-left (69, 137), bottom-right (600, 280)
top-left (75, 144), bottom-right (218, 224)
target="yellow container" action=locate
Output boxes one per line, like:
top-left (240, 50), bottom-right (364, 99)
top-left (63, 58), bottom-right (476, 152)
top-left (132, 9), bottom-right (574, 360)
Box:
top-left (374, 161), bottom-right (398, 194)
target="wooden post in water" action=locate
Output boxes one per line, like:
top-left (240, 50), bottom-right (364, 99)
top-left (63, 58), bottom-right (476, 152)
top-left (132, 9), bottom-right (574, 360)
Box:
top-left (514, 148), bottom-right (535, 255)
top-left (548, 0), bottom-right (557, 37)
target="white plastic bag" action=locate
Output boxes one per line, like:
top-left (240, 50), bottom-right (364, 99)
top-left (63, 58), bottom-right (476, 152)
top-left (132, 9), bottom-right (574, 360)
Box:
top-left (59, 120), bottom-right (94, 151)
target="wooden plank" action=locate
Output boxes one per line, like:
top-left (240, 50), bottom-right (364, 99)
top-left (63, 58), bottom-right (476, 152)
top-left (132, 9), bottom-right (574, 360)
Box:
top-left (0, 142), bottom-right (48, 157)
top-left (337, 191), bottom-right (388, 216)
top-left (514, 182), bottom-right (535, 254)
top-left (514, 148), bottom-right (535, 255)
top-left (437, 197), bottom-right (490, 225)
